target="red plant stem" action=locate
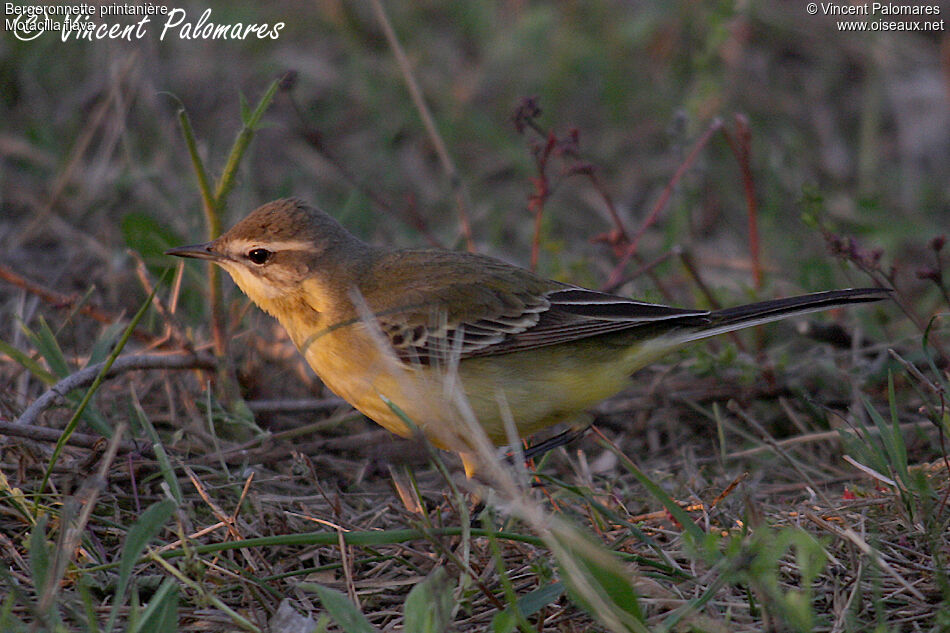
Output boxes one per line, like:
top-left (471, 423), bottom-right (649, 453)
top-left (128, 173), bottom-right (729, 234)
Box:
top-left (584, 170), bottom-right (628, 244)
top-left (530, 203), bottom-right (544, 272)
top-left (721, 114), bottom-right (762, 289)
top-left (0, 263), bottom-right (155, 343)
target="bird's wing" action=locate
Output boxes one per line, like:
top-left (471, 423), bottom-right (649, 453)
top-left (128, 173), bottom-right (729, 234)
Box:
top-left (359, 250), bottom-right (709, 365)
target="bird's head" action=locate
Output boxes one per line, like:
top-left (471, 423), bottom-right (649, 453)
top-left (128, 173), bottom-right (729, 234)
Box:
top-left (166, 198), bottom-right (370, 313)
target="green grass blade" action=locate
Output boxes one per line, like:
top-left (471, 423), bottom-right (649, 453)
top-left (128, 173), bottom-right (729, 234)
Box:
top-left (491, 582), bottom-right (564, 632)
top-left (130, 578), bottom-right (179, 633)
top-left (403, 567), bottom-right (454, 633)
top-left (596, 437), bottom-right (705, 542)
top-left (0, 338), bottom-right (56, 385)
top-left (516, 581), bottom-right (564, 617)
top-left (27, 316), bottom-right (72, 378)
top-left (311, 584), bottom-right (380, 633)
top-left (534, 473), bottom-right (690, 580)
top-left (549, 521), bottom-right (647, 633)
top-left (12, 318), bottom-right (113, 433)
top-left (214, 78), bottom-right (280, 204)
top-left (28, 514), bottom-right (51, 597)
top-left (862, 392), bottom-right (908, 483)
top-left (130, 387), bottom-right (183, 504)
top-left (0, 591), bottom-right (26, 633)
top-left (87, 320), bottom-right (128, 367)
top-left (105, 499), bottom-right (177, 633)
top-left (176, 107), bottom-right (215, 218)
top-left (484, 512), bottom-right (538, 633)
top-left (80, 527), bottom-right (546, 574)
top-left (76, 574), bottom-right (102, 633)
top-left (887, 373), bottom-right (909, 477)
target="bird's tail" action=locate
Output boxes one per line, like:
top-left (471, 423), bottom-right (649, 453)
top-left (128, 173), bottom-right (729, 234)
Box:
top-left (672, 287), bottom-right (891, 347)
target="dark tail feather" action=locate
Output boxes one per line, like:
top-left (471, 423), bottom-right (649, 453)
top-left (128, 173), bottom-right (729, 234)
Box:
top-left (711, 287), bottom-right (890, 325)
top-left (674, 287), bottom-right (891, 345)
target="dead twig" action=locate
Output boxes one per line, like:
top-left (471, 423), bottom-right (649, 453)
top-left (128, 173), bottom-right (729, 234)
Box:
top-left (14, 353), bottom-right (215, 428)
top-left (0, 418), bottom-right (145, 456)
top-left (130, 250), bottom-right (192, 351)
top-left (0, 263), bottom-right (155, 344)
top-left (724, 419), bottom-right (937, 461)
top-left (370, 0), bottom-right (474, 252)
top-left (246, 397), bottom-right (345, 414)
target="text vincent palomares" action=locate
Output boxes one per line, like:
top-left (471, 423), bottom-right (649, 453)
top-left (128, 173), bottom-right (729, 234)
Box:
top-left (5, 5), bottom-right (284, 42)
top-left (816, 2), bottom-right (941, 16)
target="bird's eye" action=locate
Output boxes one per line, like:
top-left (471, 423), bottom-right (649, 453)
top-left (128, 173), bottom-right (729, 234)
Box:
top-left (247, 248), bottom-right (271, 265)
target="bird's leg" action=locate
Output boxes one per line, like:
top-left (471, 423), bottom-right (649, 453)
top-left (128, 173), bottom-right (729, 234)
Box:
top-left (521, 423), bottom-right (593, 462)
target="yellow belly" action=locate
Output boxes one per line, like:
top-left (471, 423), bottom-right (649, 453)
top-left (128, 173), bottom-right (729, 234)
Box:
top-left (295, 323), bottom-right (664, 455)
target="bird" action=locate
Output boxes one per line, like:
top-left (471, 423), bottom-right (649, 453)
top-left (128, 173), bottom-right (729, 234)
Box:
top-left (167, 198), bottom-right (889, 476)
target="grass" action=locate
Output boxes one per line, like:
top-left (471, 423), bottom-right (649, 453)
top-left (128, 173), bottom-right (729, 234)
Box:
top-left (1, 2), bottom-right (949, 631)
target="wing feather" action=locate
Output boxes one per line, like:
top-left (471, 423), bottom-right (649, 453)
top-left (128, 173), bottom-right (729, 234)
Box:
top-left (361, 250), bottom-right (710, 365)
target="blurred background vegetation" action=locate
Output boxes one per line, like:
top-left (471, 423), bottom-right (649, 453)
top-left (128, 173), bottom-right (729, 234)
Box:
top-left (1, 2), bottom-right (948, 631)
top-left (3, 1), bottom-right (947, 297)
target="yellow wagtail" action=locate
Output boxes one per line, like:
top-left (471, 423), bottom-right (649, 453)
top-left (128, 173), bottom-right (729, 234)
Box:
top-left (167, 198), bottom-right (889, 475)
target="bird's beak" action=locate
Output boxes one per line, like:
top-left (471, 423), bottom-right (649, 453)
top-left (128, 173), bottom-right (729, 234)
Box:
top-left (165, 242), bottom-right (223, 261)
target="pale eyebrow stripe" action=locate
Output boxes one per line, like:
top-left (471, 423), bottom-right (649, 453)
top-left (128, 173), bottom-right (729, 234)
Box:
top-left (228, 239), bottom-right (313, 252)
